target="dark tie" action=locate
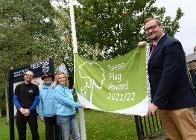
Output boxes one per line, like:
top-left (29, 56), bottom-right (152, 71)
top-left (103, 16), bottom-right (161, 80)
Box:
top-left (150, 44), bottom-right (156, 54)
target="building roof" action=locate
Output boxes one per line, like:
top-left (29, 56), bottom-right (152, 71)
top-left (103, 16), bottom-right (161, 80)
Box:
top-left (186, 53), bottom-right (196, 63)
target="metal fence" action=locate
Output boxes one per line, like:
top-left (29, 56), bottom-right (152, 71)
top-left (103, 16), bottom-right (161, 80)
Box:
top-left (134, 112), bottom-right (162, 140)
top-left (134, 68), bottom-right (196, 140)
top-left (187, 69), bottom-right (196, 92)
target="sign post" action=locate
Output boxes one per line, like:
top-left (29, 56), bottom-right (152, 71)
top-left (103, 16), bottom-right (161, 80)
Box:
top-left (8, 68), bottom-right (14, 140)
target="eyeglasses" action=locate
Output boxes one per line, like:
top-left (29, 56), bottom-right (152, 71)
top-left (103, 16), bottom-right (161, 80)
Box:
top-left (144, 25), bottom-right (158, 33)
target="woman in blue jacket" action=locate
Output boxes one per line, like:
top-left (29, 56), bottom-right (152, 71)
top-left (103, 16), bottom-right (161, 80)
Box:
top-left (54, 71), bottom-right (84, 140)
top-left (39, 73), bottom-right (58, 140)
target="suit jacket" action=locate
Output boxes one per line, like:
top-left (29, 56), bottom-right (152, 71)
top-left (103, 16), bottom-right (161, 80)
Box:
top-left (148, 33), bottom-right (196, 109)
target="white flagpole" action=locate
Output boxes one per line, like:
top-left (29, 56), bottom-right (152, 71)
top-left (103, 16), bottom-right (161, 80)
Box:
top-left (69, 0), bottom-right (87, 140)
top-left (69, 0), bottom-right (78, 54)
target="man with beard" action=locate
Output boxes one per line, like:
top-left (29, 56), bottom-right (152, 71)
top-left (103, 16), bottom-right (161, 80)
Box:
top-left (13, 70), bottom-right (39, 140)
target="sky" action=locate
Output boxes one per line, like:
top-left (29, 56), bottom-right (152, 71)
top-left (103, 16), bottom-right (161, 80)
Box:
top-left (154, 0), bottom-right (196, 55)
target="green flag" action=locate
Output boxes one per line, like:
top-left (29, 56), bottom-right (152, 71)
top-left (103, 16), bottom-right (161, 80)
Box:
top-left (75, 47), bottom-right (149, 115)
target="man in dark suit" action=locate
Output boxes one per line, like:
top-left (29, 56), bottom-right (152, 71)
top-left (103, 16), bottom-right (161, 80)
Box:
top-left (144, 18), bottom-right (196, 139)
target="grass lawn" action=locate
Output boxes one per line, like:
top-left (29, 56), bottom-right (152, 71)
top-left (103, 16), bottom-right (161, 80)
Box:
top-left (0, 110), bottom-right (138, 140)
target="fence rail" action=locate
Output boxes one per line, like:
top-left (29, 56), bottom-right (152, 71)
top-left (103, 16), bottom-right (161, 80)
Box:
top-left (134, 111), bottom-right (162, 140)
top-left (135, 68), bottom-right (196, 140)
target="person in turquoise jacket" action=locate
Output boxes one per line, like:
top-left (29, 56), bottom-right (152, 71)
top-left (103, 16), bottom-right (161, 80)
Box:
top-left (39, 73), bottom-right (58, 140)
top-left (54, 71), bottom-right (85, 140)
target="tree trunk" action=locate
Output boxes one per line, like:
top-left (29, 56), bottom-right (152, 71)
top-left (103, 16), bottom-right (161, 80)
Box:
top-left (5, 87), bottom-right (9, 124)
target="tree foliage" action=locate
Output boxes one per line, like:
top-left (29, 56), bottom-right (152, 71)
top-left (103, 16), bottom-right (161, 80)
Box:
top-left (74, 0), bottom-right (183, 60)
top-left (0, 0), bottom-right (74, 75)
top-left (0, 0), bottom-right (184, 76)
top-left (0, 0), bottom-right (58, 66)
top-left (0, 0), bottom-right (72, 116)
top-left (0, 0), bottom-right (184, 115)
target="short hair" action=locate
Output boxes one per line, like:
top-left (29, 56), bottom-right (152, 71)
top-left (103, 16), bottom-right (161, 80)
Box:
top-left (144, 18), bottom-right (162, 26)
top-left (24, 70), bottom-right (34, 76)
top-left (55, 71), bottom-right (69, 87)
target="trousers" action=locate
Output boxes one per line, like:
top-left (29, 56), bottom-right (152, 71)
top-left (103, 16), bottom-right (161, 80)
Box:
top-left (16, 112), bottom-right (39, 140)
top-left (159, 108), bottom-right (196, 140)
top-left (56, 114), bottom-right (80, 140)
top-left (44, 116), bottom-right (59, 140)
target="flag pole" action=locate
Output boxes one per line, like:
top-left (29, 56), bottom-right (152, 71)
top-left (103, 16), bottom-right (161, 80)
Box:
top-left (69, 0), bottom-right (86, 140)
top-left (69, 0), bottom-right (78, 54)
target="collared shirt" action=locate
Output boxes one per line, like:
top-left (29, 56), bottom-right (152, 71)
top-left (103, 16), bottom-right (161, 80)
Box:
top-left (39, 84), bottom-right (56, 117)
top-left (153, 33), bottom-right (165, 46)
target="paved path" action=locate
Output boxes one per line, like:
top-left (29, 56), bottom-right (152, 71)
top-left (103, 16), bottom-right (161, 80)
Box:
top-left (145, 135), bottom-right (168, 140)
top-left (144, 130), bottom-right (168, 140)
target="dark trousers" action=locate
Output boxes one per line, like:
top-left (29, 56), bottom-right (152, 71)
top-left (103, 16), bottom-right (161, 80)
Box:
top-left (44, 116), bottom-right (59, 140)
top-left (16, 112), bottom-right (39, 140)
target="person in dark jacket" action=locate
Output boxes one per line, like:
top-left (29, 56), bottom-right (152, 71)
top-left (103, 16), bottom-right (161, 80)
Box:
top-left (144, 18), bottom-right (196, 139)
top-left (13, 70), bottom-right (39, 140)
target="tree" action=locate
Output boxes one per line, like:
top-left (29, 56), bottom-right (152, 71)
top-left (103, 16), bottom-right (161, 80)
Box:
top-left (0, 0), bottom-right (184, 118)
top-left (0, 0), bottom-right (60, 65)
top-left (0, 0), bottom-right (71, 119)
top-left (74, 0), bottom-right (183, 60)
